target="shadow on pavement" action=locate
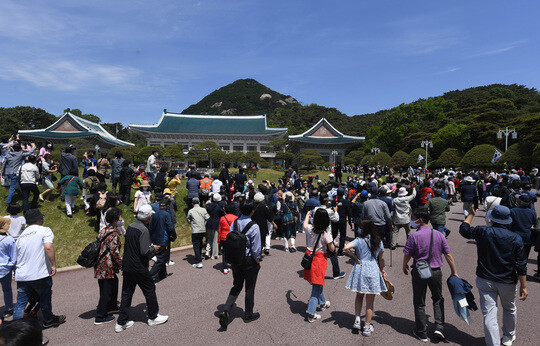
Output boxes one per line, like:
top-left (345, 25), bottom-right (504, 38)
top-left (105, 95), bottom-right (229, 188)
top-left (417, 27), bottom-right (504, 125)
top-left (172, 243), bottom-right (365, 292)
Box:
top-left (324, 310), bottom-right (358, 333)
top-left (78, 303), bottom-right (148, 323)
top-left (214, 303), bottom-right (245, 331)
top-left (285, 290), bottom-right (307, 318)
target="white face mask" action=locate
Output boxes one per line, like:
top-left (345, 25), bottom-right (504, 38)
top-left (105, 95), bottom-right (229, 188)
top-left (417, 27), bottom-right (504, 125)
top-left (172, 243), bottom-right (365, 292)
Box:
top-left (116, 220), bottom-right (124, 227)
top-left (410, 219), bottom-right (421, 229)
top-left (143, 187), bottom-right (149, 192)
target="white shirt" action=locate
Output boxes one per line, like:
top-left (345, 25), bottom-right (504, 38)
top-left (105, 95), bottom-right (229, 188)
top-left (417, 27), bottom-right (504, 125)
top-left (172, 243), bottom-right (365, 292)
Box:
top-left (134, 190), bottom-right (151, 212)
top-left (19, 162), bottom-right (40, 184)
top-left (146, 154), bottom-right (157, 174)
top-left (304, 224), bottom-right (333, 253)
top-left (211, 179), bottom-right (223, 194)
top-left (4, 215), bottom-right (26, 239)
top-left (15, 225), bottom-right (54, 281)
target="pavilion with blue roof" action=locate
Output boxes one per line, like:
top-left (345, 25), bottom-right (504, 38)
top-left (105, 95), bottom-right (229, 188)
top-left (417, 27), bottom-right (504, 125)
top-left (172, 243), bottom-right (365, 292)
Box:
top-left (129, 110), bottom-right (288, 159)
top-left (289, 116), bottom-right (364, 164)
top-left (18, 110), bottom-right (134, 148)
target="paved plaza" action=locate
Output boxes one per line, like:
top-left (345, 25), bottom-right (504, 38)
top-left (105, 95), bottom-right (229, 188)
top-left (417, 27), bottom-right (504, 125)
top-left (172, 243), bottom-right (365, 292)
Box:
top-left (19, 202), bottom-right (539, 345)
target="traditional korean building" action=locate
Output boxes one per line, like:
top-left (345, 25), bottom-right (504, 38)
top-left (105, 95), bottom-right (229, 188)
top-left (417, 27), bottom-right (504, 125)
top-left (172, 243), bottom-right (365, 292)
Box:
top-left (18, 110), bottom-right (133, 148)
top-left (289, 116), bottom-right (364, 164)
top-left (128, 110), bottom-right (288, 160)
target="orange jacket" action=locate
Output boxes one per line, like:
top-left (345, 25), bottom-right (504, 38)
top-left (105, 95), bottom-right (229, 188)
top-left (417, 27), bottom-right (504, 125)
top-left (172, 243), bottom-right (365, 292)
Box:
top-left (218, 214), bottom-right (238, 244)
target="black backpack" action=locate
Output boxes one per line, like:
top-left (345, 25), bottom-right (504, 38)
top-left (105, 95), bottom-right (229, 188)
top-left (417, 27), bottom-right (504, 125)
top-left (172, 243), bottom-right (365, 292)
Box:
top-left (77, 231), bottom-right (115, 268)
top-left (89, 179), bottom-right (100, 194)
top-left (223, 220), bottom-right (256, 266)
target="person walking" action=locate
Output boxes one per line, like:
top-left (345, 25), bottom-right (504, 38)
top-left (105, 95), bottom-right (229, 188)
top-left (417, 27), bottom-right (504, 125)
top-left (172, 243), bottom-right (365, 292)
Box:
top-left (461, 176), bottom-right (478, 217)
top-left (391, 185), bottom-right (417, 249)
top-left (510, 194), bottom-right (537, 260)
top-left (110, 151), bottom-right (124, 194)
top-left (460, 205), bottom-right (528, 346)
top-left (423, 188), bottom-right (451, 237)
top-left (363, 188), bottom-right (393, 248)
top-left (219, 200), bottom-right (261, 330)
top-left (57, 169), bottom-right (84, 217)
top-left (280, 191), bottom-right (299, 252)
top-left (302, 209), bottom-right (333, 323)
top-left (39, 154), bottom-right (57, 202)
top-left (115, 205), bottom-right (168, 332)
top-left (186, 176), bottom-right (200, 209)
top-left (251, 192), bottom-right (276, 256)
top-left (119, 160), bottom-right (134, 206)
top-left (4, 203), bottom-right (25, 240)
top-left (186, 198), bottom-right (210, 268)
top-left (146, 150), bottom-right (159, 184)
top-left (334, 188), bottom-right (352, 256)
top-left (205, 193), bottom-right (226, 260)
top-left (94, 208), bottom-right (123, 325)
top-left (402, 208), bottom-right (458, 342)
top-left (2, 141), bottom-right (35, 205)
top-left (19, 155), bottom-right (41, 212)
top-left (133, 180), bottom-right (152, 213)
top-left (96, 153), bottom-right (111, 183)
top-left (13, 209), bottom-right (66, 328)
top-left (344, 219), bottom-right (387, 336)
top-left (218, 203), bottom-right (238, 274)
top-left (148, 201), bottom-right (175, 283)
top-left (0, 217), bottom-right (16, 318)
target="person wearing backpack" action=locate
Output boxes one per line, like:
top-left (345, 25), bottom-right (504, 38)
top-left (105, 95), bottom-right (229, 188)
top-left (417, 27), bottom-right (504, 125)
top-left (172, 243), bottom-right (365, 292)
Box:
top-left (96, 153), bottom-right (111, 183)
top-left (83, 168), bottom-right (100, 213)
top-left (218, 203), bottom-right (238, 274)
top-left (94, 208), bottom-right (123, 325)
top-left (57, 169), bottom-right (83, 217)
top-left (219, 199), bottom-right (261, 330)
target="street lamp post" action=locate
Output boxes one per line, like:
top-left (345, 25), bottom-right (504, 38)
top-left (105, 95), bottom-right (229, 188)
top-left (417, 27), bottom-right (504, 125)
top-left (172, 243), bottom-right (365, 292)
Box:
top-left (371, 147), bottom-right (380, 155)
top-left (420, 140), bottom-right (433, 170)
top-left (497, 127), bottom-right (517, 152)
top-left (331, 150), bottom-right (338, 165)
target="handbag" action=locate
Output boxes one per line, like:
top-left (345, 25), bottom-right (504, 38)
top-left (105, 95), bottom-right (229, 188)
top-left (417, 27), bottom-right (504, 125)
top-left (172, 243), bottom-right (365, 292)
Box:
top-left (301, 232), bottom-right (322, 270)
top-left (415, 228), bottom-right (433, 280)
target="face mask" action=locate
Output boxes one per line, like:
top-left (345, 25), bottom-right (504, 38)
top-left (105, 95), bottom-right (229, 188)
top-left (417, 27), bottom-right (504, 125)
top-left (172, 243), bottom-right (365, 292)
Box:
top-left (116, 220), bottom-right (124, 227)
top-left (410, 219), bottom-right (421, 229)
top-left (143, 187), bottom-right (149, 192)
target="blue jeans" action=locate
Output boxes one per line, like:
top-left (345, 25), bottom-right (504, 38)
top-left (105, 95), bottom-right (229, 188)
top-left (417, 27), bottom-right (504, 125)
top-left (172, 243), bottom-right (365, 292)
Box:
top-left (306, 284), bottom-right (326, 316)
top-left (6, 174), bottom-right (18, 205)
top-left (432, 224), bottom-right (448, 235)
top-left (0, 270), bottom-right (13, 311)
top-left (14, 277), bottom-right (53, 321)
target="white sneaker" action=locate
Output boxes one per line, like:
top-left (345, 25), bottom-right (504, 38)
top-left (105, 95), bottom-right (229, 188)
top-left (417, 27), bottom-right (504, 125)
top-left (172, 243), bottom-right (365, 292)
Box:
top-left (353, 320), bottom-right (362, 330)
top-left (148, 314), bottom-right (168, 326)
top-left (307, 314), bottom-right (322, 323)
top-left (192, 263), bottom-right (203, 268)
top-left (165, 260), bottom-right (175, 266)
top-left (115, 320), bottom-right (134, 333)
top-left (318, 301), bottom-right (331, 311)
top-left (501, 335), bottom-right (516, 346)
top-left (151, 256), bottom-right (157, 262)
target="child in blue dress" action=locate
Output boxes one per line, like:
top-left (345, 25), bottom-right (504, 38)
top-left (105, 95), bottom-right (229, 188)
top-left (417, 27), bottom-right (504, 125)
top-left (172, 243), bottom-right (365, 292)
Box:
top-left (344, 220), bottom-right (387, 336)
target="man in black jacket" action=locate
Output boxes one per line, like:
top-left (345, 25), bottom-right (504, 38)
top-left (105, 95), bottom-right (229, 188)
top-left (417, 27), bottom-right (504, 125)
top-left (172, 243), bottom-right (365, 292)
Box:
top-left (115, 205), bottom-right (168, 332)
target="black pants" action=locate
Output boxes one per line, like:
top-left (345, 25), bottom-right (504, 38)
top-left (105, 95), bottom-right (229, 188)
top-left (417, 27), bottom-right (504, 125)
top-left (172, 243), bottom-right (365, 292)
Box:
top-left (375, 224), bottom-right (390, 247)
top-left (20, 183), bottom-right (39, 212)
top-left (96, 173), bottom-right (106, 182)
top-left (96, 275), bottom-right (119, 319)
top-left (411, 267), bottom-right (444, 337)
top-left (223, 257), bottom-right (260, 316)
top-left (192, 233), bottom-right (205, 263)
top-left (165, 241), bottom-right (171, 263)
top-left (118, 272), bottom-right (159, 325)
top-left (119, 185), bottom-right (131, 206)
top-left (150, 246), bottom-right (168, 282)
top-left (332, 221), bottom-right (347, 253)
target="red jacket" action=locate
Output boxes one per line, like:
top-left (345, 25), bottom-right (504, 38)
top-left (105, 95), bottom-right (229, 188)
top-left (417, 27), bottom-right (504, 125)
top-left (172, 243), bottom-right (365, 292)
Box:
top-left (420, 187), bottom-right (434, 204)
top-left (218, 214), bottom-right (238, 244)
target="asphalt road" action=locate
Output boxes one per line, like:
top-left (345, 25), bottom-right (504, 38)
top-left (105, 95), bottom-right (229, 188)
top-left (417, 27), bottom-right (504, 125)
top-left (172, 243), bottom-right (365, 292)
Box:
top-left (12, 202), bottom-right (539, 345)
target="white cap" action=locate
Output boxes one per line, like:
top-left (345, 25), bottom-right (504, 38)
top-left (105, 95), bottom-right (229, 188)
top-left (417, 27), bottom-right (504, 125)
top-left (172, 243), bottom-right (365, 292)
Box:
top-left (137, 204), bottom-right (155, 219)
top-left (213, 193), bottom-right (222, 202)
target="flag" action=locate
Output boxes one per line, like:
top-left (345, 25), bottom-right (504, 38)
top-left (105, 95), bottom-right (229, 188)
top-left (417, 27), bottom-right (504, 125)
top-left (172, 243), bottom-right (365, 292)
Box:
top-left (417, 154), bottom-right (424, 163)
top-left (491, 149), bottom-right (502, 163)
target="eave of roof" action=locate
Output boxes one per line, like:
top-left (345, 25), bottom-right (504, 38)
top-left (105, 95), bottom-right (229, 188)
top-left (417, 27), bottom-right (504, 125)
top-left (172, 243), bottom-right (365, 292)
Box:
top-left (129, 112), bottom-right (288, 135)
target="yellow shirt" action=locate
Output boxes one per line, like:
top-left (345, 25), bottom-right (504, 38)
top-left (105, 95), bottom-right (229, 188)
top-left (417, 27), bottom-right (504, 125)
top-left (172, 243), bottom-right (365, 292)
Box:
top-left (166, 177), bottom-right (182, 196)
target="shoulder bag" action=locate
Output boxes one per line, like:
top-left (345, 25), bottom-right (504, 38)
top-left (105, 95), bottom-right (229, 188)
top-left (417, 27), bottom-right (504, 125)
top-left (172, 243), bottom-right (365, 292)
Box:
top-left (364, 238), bottom-right (395, 300)
top-left (415, 228), bottom-right (433, 280)
top-left (301, 232), bottom-right (322, 270)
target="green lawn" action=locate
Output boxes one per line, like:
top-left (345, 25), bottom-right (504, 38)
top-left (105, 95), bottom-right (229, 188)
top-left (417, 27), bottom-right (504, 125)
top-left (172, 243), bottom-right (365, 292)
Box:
top-left (1, 168), bottom-right (345, 267)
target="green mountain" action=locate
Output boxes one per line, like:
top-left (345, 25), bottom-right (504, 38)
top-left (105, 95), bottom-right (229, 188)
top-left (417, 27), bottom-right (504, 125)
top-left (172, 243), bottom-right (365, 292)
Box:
top-left (181, 78), bottom-right (299, 115)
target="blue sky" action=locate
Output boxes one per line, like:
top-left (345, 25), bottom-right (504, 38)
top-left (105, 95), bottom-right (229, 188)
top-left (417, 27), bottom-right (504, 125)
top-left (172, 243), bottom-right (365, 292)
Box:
top-left (0, 0), bottom-right (538, 125)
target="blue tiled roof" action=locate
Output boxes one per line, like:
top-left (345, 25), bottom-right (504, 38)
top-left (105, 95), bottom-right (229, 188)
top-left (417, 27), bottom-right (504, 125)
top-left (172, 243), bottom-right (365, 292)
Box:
top-left (130, 113), bottom-right (287, 135)
top-left (19, 112), bottom-right (133, 147)
top-left (290, 136), bottom-right (364, 144)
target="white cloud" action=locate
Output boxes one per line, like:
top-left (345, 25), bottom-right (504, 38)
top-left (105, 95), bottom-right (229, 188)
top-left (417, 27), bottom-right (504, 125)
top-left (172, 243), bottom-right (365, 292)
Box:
top-left (0, 57), bottom-right (140, 91)
top-left (469, 40), bottom-right (527, 58)
top-left (437, 67), bottom-right (461, 74)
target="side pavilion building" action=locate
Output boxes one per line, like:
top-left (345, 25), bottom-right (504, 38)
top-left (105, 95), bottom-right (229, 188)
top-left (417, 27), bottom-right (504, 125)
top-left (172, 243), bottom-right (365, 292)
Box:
top-left (18, 110), bottom-right (133, 149)
top-left (128, 110), bottom-right (288, 160)
top-left (289, 117), bottom-right (364, 164)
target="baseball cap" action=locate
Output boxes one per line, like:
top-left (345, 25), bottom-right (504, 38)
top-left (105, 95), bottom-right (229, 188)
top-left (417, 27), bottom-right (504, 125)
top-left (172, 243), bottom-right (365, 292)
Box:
top-left (137, 204), bottom-right (155, 219)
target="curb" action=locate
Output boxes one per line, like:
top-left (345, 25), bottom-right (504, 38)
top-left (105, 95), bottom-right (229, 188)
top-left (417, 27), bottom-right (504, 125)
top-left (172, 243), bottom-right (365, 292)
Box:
top-left (57, 244), bottom-right (194, 273)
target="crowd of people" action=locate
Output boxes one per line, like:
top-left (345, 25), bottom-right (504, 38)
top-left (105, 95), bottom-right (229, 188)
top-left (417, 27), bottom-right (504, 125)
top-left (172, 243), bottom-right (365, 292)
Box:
top-left (0, 135), bottom-right (538, 345)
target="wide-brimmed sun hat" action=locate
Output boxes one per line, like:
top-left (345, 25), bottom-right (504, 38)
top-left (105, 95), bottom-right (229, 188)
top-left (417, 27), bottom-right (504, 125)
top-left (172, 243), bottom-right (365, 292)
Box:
top-left (487, 205), bottom-right (512, 225)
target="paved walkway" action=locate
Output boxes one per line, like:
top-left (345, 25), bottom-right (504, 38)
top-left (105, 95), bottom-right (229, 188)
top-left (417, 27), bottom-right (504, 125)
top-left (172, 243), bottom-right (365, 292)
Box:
top-left (13, 203), bottom-right (540, 345)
